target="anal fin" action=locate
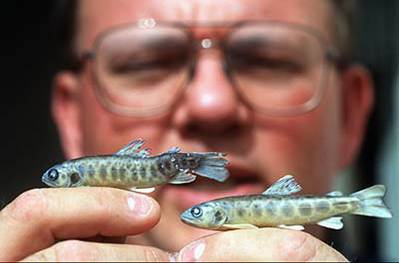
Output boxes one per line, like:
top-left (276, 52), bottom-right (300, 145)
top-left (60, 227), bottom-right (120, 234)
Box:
top-left (169, 172), bottom-right (197, 184)
top-left (222, 223), bottom-right (258, 230)
top-left (130, 187), bottom-right (155, 194)
top-left (317, 217), bottom-right (343, 230)
top-left (277, 224), bottom-right (304, 231)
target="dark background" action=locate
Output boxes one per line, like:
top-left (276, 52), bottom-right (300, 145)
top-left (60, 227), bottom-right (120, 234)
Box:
top-left (3, 1), bottom-right (398, 260)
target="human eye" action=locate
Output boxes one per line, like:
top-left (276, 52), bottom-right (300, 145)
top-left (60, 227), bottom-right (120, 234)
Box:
top-left (109, 51), bottom-right (188, 74)
top-left (227, 33), bottom-right (311, 76)
top-left (246, 53), bottom-right (301, 71)
top-left (229, 48), bottom-right (305, 75)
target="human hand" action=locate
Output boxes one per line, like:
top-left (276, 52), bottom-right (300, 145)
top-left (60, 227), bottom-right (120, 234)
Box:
top-left (175, 228), bottom-right (348, 262)
top-left (0, 187), bottom-right (170, 261)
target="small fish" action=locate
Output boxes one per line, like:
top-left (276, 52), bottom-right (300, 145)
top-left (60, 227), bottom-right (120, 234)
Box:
top-left (180, 175), bottom-right (392, 230)
top-left (42, 139), bottom-right (229, 193)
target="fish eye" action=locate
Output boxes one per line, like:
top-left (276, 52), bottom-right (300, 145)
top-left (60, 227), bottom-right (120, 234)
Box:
top-left (47, 169), bottom-right (59, 181)
top-left (190, 206), bottom-right (203, 218)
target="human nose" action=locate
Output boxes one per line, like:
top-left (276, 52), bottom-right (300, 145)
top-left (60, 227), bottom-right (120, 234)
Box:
top-left (173, 53), bottom-right (251, 135)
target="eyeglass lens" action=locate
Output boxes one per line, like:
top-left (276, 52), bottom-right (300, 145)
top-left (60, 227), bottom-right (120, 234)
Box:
top-left (93, 23), bottom-right (328, 116)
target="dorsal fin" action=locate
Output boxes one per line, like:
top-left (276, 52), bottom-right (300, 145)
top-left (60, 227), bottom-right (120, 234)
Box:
top-left (115, 139), bottom-right (150, 157)
top-left (262, 175), bottom-right (302, 196)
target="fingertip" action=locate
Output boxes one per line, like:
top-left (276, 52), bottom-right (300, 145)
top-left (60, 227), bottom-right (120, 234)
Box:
top-left (126, 192), bottom-right (161, 222)
top-left (176, 228), bottom-right (348, 262)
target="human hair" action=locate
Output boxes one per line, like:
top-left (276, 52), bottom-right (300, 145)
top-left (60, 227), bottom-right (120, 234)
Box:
top-left (52, 0), bottom-right (358, 70)
top-left (330, 0), bottom-right (358, 64)
top-left (52, 0), bottom-right (79, 70)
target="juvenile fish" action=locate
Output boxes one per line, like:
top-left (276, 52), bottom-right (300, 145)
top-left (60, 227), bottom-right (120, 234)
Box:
top-left (42, 139), bottom-right (229, 192)
top-left (180, 175), bottom-right (392, 230)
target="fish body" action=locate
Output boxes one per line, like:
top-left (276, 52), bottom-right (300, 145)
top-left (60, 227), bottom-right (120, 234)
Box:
top-left (181, 175), bottom-right (392, 230)
top-left (42, 139), bottom-right (229, 191)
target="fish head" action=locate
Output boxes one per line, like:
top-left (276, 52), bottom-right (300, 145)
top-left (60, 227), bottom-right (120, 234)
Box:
top-left (180, 202), bottom-right (227, 230)
top-left (42, 164), bottom-right (77, 187)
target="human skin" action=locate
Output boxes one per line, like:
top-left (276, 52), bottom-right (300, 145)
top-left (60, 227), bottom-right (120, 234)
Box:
top-left (0, 0), bottom-right (373, 261)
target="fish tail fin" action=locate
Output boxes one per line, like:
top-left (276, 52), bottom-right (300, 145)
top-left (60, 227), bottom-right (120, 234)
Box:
top-left (191, 152), bottom-right (229, 182)
top-left (350, 185), bottom-right (392, 218)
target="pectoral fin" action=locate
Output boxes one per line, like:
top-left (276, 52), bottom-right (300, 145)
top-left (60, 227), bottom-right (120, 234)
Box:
top-left (222, 223), bottom-right (258, 229)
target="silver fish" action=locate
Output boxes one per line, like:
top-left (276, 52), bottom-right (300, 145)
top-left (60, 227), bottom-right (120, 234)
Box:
top-left (42, 139), bottom-right (229, 192)
top-left (180, 175), bottom-right (392, 230)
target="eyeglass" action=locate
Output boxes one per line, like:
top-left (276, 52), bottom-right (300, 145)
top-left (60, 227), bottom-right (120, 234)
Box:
top-left (79, 19), bottom-right (341, 117)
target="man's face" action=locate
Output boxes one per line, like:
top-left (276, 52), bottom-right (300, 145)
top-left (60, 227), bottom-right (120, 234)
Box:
top-left (53, 0), bottom-right (372, 251)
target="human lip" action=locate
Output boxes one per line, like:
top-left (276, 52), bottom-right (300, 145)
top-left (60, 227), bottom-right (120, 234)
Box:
top-left (166, 164), bottom-right (265, 210)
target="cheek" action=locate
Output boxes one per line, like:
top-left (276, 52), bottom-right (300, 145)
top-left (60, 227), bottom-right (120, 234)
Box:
top-left (253, 81), bottom-right (341, 193)
top-left (78, 77), bottom-right (172, 155)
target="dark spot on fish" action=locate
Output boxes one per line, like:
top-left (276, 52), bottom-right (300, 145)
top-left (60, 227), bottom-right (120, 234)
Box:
top-left (70, 172), bottom-right (81, 185)
top-left (334, 201), bottom-right (350, 211)
top-left (88, 165), bottom-right (95, 177)
top-left (164, 161), bottom-right (171, 170)
top-left (171, 157), bottom-right (177, 163)
top-left (298, 202), bottom-right (313, 216)
top-left (179, 158), bottom-right (187, 168)
top-left (140, 167), bottom-right (147, 177)
top-left (157, 161), bottom-right (166, 175)
top-left (282, 203), bottom-right (294, 217)
top-left (186, 157), bottom-right (198, 168)
top-left (111, 167), bottom-right (118, 181)
top-left (130, 169), bottom-right (138, 182)
top-left (253, 203), bottom-right (262, 216)
top-left (316, 200), bottom-right (330, 213)
top-left (214, 210), bottom-right (224, 223)
top-left (237, 208), bottom-right (245, 217)
top-left (119, 168), bottom-right (127, 181)
top-left (150, 165), bottom-right (157, 177)
top-left (100, 165), bottom-right (107, 179)
top-left (265, 201), bottom-right (275, 215)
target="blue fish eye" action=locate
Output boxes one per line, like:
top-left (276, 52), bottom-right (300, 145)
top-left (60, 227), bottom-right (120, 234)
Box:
top-left (48, 169), bottom-right (59, 181)
top-left (191, 206), bottom-right (203, 218)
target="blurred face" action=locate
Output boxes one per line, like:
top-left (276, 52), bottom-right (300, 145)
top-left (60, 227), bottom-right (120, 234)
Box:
top-left (53, 0), bottom-right (373, 251)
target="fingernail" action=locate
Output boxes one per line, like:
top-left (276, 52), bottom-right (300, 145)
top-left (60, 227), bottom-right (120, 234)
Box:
top-left (127, 194), bottom-right (152, 215)
top-left (179, 240), bottom-right (206, 262)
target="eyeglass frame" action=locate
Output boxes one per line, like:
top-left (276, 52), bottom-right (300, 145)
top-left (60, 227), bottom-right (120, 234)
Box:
top-left (73, 19), bottom-right (345, 118)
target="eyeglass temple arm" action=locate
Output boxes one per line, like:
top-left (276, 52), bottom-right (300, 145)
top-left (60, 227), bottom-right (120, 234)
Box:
top-left (325, 48), bottom-right (349, 70)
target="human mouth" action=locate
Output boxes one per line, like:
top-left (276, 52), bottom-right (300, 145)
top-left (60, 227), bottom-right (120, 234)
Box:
top-left (166, 164), bottom-right (265, 210)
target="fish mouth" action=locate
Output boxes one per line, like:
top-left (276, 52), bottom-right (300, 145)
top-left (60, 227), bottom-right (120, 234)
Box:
top-left (180, 210), bottom-right (195, 225)
top-left (179, 209), bottom-right (209, 229)
top-left (41, 174), bottom-right (57, 187)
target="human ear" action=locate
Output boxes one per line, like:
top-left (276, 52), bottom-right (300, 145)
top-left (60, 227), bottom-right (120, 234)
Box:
top-left (338, 65), bottom-right (374, 168)
top-left (51, 71), bottom-right (83, 159)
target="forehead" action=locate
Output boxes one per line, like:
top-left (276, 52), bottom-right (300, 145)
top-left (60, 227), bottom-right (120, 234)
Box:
top-left (77, 0), bottom-right (332, 51)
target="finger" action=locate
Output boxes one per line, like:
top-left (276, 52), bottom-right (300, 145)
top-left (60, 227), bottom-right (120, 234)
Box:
top-left (177, 228), bottom-right (348, 262)
top-left (0, 187), bottom-right (160, 261)
top-left (21, 240), bottom-right (171, 262)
